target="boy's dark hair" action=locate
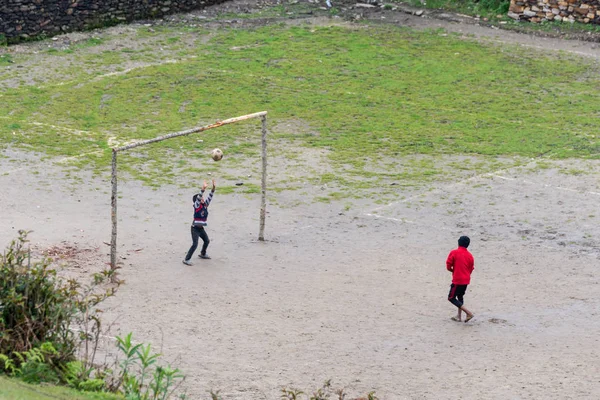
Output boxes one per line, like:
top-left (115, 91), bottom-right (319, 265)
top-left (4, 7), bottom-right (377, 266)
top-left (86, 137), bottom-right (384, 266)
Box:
top-left (458, 236), bottom-right (470, 248)
top-left (193, 194), bottom-right (198, 203)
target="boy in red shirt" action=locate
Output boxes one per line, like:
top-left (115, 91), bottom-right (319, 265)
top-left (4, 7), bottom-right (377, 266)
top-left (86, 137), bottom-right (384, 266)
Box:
top-left (446, 236), bottom-right (475, 323)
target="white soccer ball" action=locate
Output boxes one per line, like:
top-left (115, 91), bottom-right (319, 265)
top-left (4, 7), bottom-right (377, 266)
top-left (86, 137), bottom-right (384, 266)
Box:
top-left (211, 148), bottom-right (223, 161)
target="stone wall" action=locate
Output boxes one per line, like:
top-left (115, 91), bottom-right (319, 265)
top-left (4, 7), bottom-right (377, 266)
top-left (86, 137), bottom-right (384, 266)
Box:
top-left (509, 0), bottom-right (600, 23)
top-left (0, 0), bottom-right (228, 43)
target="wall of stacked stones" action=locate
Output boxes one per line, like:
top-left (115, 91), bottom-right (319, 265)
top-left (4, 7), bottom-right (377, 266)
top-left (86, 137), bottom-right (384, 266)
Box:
top-left (509, 0), bottom-right (600, 23)
top-left (0, 0), bottom-right (227, 43)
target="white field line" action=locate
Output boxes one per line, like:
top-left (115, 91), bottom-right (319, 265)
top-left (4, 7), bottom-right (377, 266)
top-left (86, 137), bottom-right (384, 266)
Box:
top-left (364, 153), bottom-right (600, 239)
top-left (488, 174), bottom-right (600, 196)
top-left (90, 57), bottom-right (196, 82)
top-left (1, 120), bottom-right (104, 175)
top-left (367, 158), bottom-right (544, 215)
top-left (363, 212), bottom-right (456, 231)
top-left (33, 57), bottom-right (198, 90)
top-left (30, 121), bottom-right (92, 135)
top-left (365, 170), bottom-right (600, 223)
top-left (2, 150), bottom-right (105, 175)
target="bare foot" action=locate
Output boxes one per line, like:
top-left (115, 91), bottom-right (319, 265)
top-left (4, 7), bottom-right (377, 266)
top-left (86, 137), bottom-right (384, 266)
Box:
top-left (451, 316), bottom-right (461, 322)
top-left (465, 314), bottom-right (474, 323)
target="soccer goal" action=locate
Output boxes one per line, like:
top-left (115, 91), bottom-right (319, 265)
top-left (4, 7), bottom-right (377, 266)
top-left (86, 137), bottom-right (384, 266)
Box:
top-left (109, 111), bottom-right (268, 272)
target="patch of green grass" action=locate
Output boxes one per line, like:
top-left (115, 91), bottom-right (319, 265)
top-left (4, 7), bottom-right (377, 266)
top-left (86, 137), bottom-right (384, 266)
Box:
top-left (0, 376), bottom-right (122, 400)
top-left (400, 0), bottom-right (509, 18)
top-left (560, 167), bottom-right (588, 175)
top-left (77, 37), bottom-right (105, 48)
top-left (0, 54), bottom-right (13, 65)
top-left (213, 4), bottom-right (319, 20)
top-left (501, 18), bottom-right (600, 35)
top-left (1, 23), bottom-right (600, 195)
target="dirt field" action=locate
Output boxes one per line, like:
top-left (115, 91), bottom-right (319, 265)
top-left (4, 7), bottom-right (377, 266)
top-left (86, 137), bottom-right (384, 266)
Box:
top-left (2, 2), bottom-right (600, 399)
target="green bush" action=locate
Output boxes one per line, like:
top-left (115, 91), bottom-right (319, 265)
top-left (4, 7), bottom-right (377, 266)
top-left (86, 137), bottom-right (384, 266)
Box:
top-left (0, 233), bottom-right (186, 398)
top-left (0, 231), bottom-right (78, 359)
top-left (0, 231), bottom-right (120, 388)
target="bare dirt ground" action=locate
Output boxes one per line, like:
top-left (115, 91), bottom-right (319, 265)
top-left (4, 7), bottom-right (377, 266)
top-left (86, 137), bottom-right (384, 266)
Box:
top-left (2, 2), bottom-right (600, 399)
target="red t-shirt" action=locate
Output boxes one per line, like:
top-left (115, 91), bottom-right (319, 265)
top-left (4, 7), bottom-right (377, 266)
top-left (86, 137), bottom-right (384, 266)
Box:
top-left (446, 246), bottom-right (474, 285)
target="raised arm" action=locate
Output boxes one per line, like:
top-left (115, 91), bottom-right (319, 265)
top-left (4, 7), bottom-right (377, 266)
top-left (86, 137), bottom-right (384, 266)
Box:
top-left (204, 180), bottom-right (216, 207)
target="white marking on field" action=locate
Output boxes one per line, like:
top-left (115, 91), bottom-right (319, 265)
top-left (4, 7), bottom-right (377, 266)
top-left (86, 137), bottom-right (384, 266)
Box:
top-left (30, 57), bottom-right (198, 90)
top-left (2, 150), bottom-right (105, 175)
top-left (491, 174), bottom-right (515, 181)
top-left (366, 171), bottom-right (600, 224)
top-left (91, 57), bottom-right (195, 81)
top-left (367, 153), bottom-right (579, 216)
top-left (1, 119), bottom-right (105, 174)
top-left (365, 213), bottom-right (414, 224)
top-left (489, 175), bottom-right (600, 197)
top-left (30, 121), bottom-right (92, 135)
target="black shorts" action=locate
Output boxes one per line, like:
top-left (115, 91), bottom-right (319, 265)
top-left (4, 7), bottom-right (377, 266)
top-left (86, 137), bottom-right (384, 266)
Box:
top-left (448, 284), bottom-right (468, 299)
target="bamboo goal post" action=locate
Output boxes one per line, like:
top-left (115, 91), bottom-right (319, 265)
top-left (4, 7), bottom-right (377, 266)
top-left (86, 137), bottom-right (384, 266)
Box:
top-left (110, 111), bottom-right (268, 271)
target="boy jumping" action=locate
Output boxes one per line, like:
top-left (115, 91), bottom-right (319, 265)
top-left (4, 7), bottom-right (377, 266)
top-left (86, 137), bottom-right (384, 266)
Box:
top-left (446, 235), bottom-right (475, 323)
top-left (183, 180), bottom-right (215, 265)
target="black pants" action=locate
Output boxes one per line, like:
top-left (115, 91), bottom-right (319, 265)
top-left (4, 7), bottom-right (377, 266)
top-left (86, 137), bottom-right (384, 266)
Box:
top-left (448, 284), bottom-right (468, 309)
top-left (185, 225), bottom-right (209, 261)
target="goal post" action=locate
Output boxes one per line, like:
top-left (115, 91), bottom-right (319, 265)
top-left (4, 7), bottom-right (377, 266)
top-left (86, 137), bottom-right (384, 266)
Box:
top-left (110, 111), bottom-right (268, 272)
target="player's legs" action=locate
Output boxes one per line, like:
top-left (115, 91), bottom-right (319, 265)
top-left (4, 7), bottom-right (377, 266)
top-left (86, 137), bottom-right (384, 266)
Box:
top-left (184, 226), bottom-right (200, 261)
top-left (198, 227), bottom-right (210, 256)
top-left (457, 292), bottom-right (464, 320)
top-left (449, 284), bottom-right (473, 322)
top-left (456, 285), bottom-right (474, 322)
top-left (448, 284), bottom-right (464, 308)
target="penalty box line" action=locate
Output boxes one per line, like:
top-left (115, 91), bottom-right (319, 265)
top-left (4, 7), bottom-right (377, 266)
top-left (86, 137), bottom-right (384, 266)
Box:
top-left (3, 150), bottom-right (105, 175)
top-left (490, 174), bottom-right (600, 197)
top-left (364, 170), bottom-right (600, 225)
top-left (367, 158), bottom-right (548, 216)
top-left (1, 120), bottom-right (104, 175)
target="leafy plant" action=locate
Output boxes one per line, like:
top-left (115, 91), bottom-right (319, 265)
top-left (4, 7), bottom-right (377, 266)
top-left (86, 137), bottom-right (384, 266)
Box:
top-left (106, 333), bottom-right (185, 400)
top-left (61, 360), bottom-right (105, 392)
top-left (281, 381), bottom-right (377, 400)
top-left (0, 231), bottom-right (120, 387)
top-left (0, 231), bottom-right (78, 358)
top-left (14, 343), bottom-right (61, 384)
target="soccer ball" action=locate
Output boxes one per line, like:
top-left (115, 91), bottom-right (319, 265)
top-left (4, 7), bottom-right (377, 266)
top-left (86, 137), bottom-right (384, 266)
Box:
top-left (211, 148), bottom-right (223, 161)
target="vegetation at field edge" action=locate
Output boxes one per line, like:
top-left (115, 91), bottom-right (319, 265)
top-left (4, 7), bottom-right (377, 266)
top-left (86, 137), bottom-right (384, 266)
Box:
top-left (401, 0), bottom-right (510, 19)
top-left (0, 375), bottom-right (121, 400)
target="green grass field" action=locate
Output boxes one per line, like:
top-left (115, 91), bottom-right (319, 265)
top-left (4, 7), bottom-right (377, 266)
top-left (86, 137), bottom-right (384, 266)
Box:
top-left (0, 376), bottom-right (122, 400)
top-left (1, 19), bottom-right (599, 198)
